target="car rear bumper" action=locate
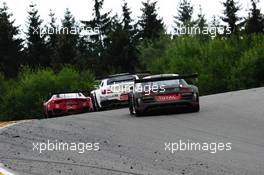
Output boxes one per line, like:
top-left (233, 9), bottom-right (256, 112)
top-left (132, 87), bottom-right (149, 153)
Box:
top-left (136, 99), bottom-right (198, 113)
top-left (50, 107), bottom-right (92, 116)
top-left (101, 99), bottom-right (129, 108)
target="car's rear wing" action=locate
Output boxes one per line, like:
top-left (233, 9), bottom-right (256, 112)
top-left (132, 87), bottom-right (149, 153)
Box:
top-left (49, 90), bottom-right (91, 96)
top-left (97, 71), bottom-right (151, 80)
top-left (134, 73), bottom-right (198, 84)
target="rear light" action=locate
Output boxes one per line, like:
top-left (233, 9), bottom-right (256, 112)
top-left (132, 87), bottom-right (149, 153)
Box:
top-left (101, 89), bottom-right (113, 95)
top-left (180, 87), bottom-right (193, 93)
top-left (79, 99), bottom-right (91, 107)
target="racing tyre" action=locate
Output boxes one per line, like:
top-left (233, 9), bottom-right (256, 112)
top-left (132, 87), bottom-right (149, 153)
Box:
top-left (128, 94), bottom-right (135, 115)
top-left (47, 111), bottom-right (53, 118)
top-left (129, 98), bottom-right (143, 117)
top-left (191, 93), bottom-right (200, 112)
top-left (192, 103), bottom-right (200, 112)
top-left (135, 109), bottom-right (144, 117)
top-left (91, 93), bottom-right (99, 112)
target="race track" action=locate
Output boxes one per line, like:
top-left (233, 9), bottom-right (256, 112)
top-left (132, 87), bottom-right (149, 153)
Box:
top-left (1, 88), bottom-right (264, 175)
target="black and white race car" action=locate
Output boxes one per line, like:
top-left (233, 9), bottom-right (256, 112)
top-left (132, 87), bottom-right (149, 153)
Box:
top-left (91, 73), bottom-right (139, 110)
top-left (128, 74), bottom-right (200, 116)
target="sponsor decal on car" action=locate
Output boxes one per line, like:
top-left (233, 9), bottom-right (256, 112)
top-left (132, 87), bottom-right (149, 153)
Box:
top-left (155, 94), bottom-right (181, 102)
top-left (120, 94), bottom-right (128, 101)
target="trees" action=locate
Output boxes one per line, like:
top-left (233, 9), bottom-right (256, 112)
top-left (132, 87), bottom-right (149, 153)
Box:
top-left (244, 0), bottom-right (264, 34)
top-left (174, 0), bottom-right (194, 27)
top-left (82, 0), bottom-right (112, 54)
top-left (122, 2), bottom-right (133, 32)
top-left (0, 3), bottom-right (24, 78)
top-left (173, 0), bottom-right (195, 36)
top-left (221, 0), bottom-right (242, 34)
top-left (120, 2), bottom-right (139, 71)
top-left (80, 0), bottom-right (113, 76)
top-left (211, 15), bottom-right (221, 28)
top-left (195, 5), bottom-right (210, 39)
top-left (25, 3), bottom-right (49, 69)
top-left (55, 8), bottom-right (80, 66)
top-left (103, 1), bottom-right (139, 73)
top-left (138, 0), bottom-right (164, 41)
top-left (197, 5), bottom-right (207, 30)
top-left (46, 10), bottom-right (60, 71)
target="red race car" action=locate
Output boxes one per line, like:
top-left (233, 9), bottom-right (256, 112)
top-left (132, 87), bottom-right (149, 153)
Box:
top-left (43, 92), bottom-right (93, 117)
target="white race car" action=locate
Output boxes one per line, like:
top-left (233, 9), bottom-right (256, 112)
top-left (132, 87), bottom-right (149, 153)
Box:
top-left (91, 73), bottom-right (139, 110)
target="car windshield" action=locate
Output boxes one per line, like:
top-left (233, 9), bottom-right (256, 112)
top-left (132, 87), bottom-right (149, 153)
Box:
top-left (137, 79), bottom-right (188, 90)
top-left (141, 79), bottom-right (180, 88)
top-left (107, 75), bottom-right (135, 85)
top-left (53, 93), bottom-right (84, 99)
top-left (152, 80), bottom-right (180, 87)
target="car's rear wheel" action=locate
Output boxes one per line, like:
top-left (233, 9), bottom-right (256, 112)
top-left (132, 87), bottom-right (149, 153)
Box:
top-left (47, 111), bottom-right (53, 118)
top-left (191, 93), bottom-right (200, 112)
top-left (91, 93), bottom-right (99, 111)
top-left (134, 102), bottom-right (144, 117)
top-left (135, 109), bottom-right (143, 117)
top-left (192, 103), bottom-right (200, 112)
top-left (128, 94), bottom-right (135, 115)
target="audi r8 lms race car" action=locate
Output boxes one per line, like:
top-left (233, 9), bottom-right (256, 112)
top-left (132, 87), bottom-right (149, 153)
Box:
top-left (43, 92), bottom-right (93, 117)
top-left (128, 74), bottom-right (200, 116)
top-left (91, 73), bottom-right (139, 110)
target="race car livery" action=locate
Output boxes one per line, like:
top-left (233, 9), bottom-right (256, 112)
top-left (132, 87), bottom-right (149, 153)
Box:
top-left (91, 73), bottom-right (139, 110)
top-left (43, 92), bottom-right (93, 117)
top-left (128, 74), bottom-right (200, 116)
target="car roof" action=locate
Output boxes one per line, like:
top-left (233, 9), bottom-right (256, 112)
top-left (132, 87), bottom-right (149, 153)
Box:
top-left (143, 74), bottom-right (179, 79)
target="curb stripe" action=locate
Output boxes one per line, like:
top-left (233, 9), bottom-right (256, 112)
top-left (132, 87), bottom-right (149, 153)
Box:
top-left (0, 164), bottom-right (16, 175)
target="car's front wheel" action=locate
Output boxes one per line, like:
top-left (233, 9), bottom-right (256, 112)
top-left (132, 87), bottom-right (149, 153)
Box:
top-left (129, 96), bottom-right (144, 116)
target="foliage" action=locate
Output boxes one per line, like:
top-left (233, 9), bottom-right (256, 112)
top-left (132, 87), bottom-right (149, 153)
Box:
top-left (244, 0), bottom-right (264, 34)
top-left (231, 35), bottom-right (264, 89)
top-left (138, 0), bottom-right (165, 41)
top-left (221, 0), bottom-right (242, 34)
top-left (25, 3), bottom-right (49, 68)
top-left (0, 67), bottom-right (95, 121)
top-left (0, 3), bottom-right (24, 78)
top-left (138, 35), bottom-right (264, 95)
top-left (174, 0), bottom-right (194, 27)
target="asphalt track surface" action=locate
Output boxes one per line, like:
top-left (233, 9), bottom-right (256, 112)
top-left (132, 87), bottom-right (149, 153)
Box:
top-left (0, 88), bottom-right (264, 175)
